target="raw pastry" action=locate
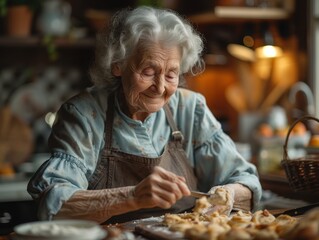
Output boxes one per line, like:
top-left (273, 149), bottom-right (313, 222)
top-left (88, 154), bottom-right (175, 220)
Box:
top-left (228, 210), bottom-right (253, 228)
top-left (161, 197), bottom-right (319, 240)
top-left (208, 187), bottom-right (233, 215)
top-left (218, 228), bottom-right (252, 240)
top-left (286, 208), bottom-right (319, 240)
top-left (252, 209), bottom-right (276, 225)
top-left (271, 214), bottom-right (298, 238)
top-left (193, 197), bottom-right (211, 214)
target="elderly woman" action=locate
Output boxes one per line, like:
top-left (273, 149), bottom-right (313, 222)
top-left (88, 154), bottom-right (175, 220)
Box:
top-left (28, 6), bottom-right (262, 224)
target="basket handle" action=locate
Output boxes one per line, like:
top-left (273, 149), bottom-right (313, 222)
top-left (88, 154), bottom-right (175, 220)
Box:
top-left (283, 115), bottom-right (319, 160)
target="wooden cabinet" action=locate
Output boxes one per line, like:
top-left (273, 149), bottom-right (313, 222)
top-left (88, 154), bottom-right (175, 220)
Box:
top-left (188, 6), bottom-right (291, 24)
top-left (0, 36), bottom-right (94, 71)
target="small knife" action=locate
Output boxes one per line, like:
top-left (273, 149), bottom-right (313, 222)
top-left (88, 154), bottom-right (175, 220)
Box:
top-left (190, 190), bottom-right (210, 198)
top-left (273, 202), bottom-right (319, 217)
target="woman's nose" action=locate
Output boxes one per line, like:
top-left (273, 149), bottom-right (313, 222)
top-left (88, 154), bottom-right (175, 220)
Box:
top-left (153, 75), bottom-right (165, 94)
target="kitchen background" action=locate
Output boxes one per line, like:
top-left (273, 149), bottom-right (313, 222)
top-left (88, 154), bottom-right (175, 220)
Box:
top-left (0, 0), bottom-right (319, 235)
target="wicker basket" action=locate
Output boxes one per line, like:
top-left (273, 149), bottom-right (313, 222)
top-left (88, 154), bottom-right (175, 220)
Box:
top-left (281, 115), bottom-right (319, 192)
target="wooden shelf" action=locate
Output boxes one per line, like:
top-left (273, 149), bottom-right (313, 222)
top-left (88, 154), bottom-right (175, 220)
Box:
top-left (188, 7), bottom-right (291, 25)
top-left (0, 36), bottom-right (95, 48)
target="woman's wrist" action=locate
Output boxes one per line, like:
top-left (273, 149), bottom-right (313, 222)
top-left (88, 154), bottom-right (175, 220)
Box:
top-left (104, 186), bottom-right (140, 217)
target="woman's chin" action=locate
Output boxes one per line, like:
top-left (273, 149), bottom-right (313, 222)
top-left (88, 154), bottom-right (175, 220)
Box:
top-left (145, 103), bottom-right (166, 113)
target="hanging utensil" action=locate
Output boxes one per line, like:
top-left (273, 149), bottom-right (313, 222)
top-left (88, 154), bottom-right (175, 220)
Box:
top-left (225, 83), bottom-right (247, 113)
top-left (259, 51), bottom-right (298, 111)
top-left (235, 60), bottom-right (259, 111)
top-left (253, 58), bottom-right (275, 109)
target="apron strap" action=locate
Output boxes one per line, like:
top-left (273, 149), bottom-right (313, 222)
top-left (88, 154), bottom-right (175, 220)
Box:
top-left (105, 93), bottom-right (115, 149)
top-left (163, 104), bottom-right (184, 143)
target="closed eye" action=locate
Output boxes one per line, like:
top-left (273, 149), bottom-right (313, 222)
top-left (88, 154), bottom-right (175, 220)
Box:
top-left (142, 67), bottom-right (155, 77)
top-left (166, 71), bottom-right (179, 81)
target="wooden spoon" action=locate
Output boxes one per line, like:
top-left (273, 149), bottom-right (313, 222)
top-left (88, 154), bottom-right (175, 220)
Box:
top-left (235, 60), bottom-right (258, 111)
top-left (225, 83), bottom-right (247, 113)
top-left (260, 52), bottom-right (298, 111)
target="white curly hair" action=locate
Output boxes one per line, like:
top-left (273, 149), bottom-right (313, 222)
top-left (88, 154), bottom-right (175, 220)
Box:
top-left (89, 6), bottom-right (205, 90)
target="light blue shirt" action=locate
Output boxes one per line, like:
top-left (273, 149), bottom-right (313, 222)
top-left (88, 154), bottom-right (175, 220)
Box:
top-left (28, 87), bottom-right (262, 220)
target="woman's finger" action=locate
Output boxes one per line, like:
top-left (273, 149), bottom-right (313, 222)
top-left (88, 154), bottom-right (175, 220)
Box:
top-left (145, 174), bottom-right (183, 205)
top-left (177, 175), bottom-right (186, 182)
top-left (134, 182), bottom-right (176, 209)
top-left (153, 166), bottom-right (190, 196)
top-left (134, 167), bottom-right (190, 209)
top-left (143, 191), bottom-right (174, 209)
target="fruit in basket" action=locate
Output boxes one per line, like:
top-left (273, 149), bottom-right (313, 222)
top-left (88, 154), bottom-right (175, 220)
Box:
top-left (275, 127), bottom-right (289, 138)
top-left (308, 134), bottom-right (319, 147)
top-left (291, 122), bottom-right (307, 136)
top-left (258, 123), bottom-right (274, 137)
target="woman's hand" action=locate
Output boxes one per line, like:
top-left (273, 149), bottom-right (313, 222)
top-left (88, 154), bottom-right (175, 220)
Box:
top-left (133, 166), bottom-right (191, 209)
top-left (205, 186), bottom-right (235, 216)
top-left (204, 183), bottom-right (252, 215)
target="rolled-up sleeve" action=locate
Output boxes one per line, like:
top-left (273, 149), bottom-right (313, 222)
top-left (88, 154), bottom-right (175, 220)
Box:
top-left (27, 94), bottom-right (104, 220)
top-left (194, 131), bottom-right (262, 210)
top-left (27, 153), bottom-right (88, 220)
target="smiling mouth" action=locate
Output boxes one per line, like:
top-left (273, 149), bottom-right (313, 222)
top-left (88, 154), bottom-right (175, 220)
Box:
top-left (142, 93), bottom-right (163, 99)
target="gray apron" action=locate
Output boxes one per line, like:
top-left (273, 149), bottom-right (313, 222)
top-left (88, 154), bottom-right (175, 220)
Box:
top-left (88, 95), bottom-right (197, 224)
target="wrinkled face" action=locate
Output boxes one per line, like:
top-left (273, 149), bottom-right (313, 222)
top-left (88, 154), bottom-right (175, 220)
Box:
top-left (114, 42), bottom-right (181, 120)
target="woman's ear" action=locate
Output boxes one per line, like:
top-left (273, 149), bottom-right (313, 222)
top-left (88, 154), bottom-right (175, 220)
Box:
top-left (112, 64), bottom-right (122, 77)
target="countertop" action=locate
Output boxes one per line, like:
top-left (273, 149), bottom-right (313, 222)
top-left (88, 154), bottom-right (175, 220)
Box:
top-left (0, 176), bottom-right (31, 202)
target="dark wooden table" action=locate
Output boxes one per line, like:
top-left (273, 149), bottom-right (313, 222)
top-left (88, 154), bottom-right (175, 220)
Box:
top-left (0, 208), bottom-right (306, 240)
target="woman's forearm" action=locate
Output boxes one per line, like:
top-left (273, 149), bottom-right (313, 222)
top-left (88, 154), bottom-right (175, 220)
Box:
top-left (53, 186), bottom-right (138, 223)
top-left (53, 167), bottom-right (191, 223)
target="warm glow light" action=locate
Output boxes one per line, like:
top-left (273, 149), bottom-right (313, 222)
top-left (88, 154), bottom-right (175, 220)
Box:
top-left (255, 45), bottom-right (283, 59)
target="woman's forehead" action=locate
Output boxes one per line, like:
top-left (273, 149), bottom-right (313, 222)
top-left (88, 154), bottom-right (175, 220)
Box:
top-left (131, 42), bottom-right (181, 63)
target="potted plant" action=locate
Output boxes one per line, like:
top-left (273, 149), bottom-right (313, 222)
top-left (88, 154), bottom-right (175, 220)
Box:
top-left (0, 0), bottom-right (41, 37)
